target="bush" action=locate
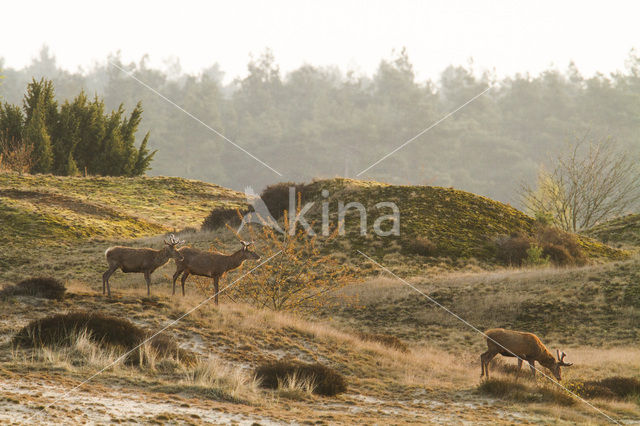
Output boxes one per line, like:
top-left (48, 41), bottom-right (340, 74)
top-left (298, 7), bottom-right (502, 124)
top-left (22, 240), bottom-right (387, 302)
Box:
top-left (13, 312), bottom-right (195, 365)
top-left (202, 206), bottom-right (251, 230)
top-left (260, 182), bottom-right (307, 219)
top-left (536, 226), bottom-right (585, 265)
top-left (357, 332), bottom-right (408, 352)
top-left (493, 233), bottom-right (533, 266)
top-left (525, 244), bottom-right (549, 266)
top-left (404, 237), bottom-right (437, 257)
top-left (0, 277), bottom-right (66, 300)
top-left (254, 360), bottom-right (347, 396)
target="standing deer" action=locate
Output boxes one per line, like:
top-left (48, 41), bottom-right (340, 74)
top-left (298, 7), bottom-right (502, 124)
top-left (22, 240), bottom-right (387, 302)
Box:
top-left (172, 241), bottom-right (260, 305)
top-left (103, 234), bottom-right (185, 297)
top-left (480, 328), bottom-right (573, 380)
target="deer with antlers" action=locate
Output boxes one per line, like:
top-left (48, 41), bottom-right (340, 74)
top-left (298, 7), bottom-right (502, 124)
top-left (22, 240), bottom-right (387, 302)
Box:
top-left (172, 241), bottom-right (260, 305)
top-left (103, 234), bottom-right (185, 297)
top-left (480, 328), bottom-right (573, 380)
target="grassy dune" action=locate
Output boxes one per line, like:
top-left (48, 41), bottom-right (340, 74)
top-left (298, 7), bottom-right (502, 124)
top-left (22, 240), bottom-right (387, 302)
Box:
top-left (586, 213), bottom-right (640, 249)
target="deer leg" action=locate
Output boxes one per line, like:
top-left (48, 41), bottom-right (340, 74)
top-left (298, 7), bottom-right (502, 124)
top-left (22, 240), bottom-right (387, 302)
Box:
top-left (515, 357), bottom-right (523, 380)
top-left (528, 360), bottom-right (536, 377)
top-left (103, 266), bottom-right (117, 296)
top-left (481, 351), bottom-right (496, 378)
top-left (172, 268), bottom-right (183, 296)
top-left (181, 272), bottom-right (190, 297)
top-left (144, 271), bottom-right (151, 297)
top-left (213, 276), bottom-right (220, 306)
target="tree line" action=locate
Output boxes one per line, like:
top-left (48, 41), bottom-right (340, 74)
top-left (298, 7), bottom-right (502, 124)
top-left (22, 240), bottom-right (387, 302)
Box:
top-left (1, 47), bottom-right (639, 205)
top-left (0, 76), bottom-right (153, 176)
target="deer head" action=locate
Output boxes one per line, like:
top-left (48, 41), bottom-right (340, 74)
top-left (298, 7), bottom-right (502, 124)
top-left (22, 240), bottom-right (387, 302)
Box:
top-left (240, 241), bottom-right (261, 261)
top-left (551, 350), bottom-right (573, 381)
top-left (164, 234), bottom-right (185, 261)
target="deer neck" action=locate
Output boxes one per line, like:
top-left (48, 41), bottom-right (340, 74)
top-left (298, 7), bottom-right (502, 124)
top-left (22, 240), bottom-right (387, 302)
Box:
top-left (225, 250), bottom-right (246, 270)
top-left (154, 247), bottom-right (172, 266)
top-left (538, 349), bottom-right (556, 369)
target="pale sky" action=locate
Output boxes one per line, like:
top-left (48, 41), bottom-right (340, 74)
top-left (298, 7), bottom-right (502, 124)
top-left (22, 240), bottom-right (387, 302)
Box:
top-left (2, 0), bottom-right (639, 83)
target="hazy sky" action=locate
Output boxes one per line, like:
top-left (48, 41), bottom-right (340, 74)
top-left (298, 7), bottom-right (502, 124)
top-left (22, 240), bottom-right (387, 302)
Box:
top-left (2, 0), bottom-right (639, 83)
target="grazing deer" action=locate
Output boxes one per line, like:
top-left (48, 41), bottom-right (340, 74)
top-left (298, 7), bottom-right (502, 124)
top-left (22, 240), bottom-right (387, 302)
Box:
top-left (103, 234), bottom-right (185, 297)
top-left (480, 328), bottom-right (573, 380)
top-left (172, 241), bottom-right (260, 305)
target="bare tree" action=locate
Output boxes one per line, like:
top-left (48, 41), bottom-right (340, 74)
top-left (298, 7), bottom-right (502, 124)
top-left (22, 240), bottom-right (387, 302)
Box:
top-left (520, 135), bottom-right (640, 232)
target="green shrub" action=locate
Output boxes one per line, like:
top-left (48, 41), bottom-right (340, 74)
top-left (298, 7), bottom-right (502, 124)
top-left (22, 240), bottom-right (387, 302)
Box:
top-left (525, 244), bottom-right (549, 266)
top-left (1, 277), bottom-right (66, 300)
top-left (254, 360), bottom-right (347, 396)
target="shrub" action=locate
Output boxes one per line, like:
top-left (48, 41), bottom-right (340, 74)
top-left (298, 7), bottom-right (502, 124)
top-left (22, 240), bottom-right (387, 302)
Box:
top-left (13, 312), bottom-right (195, 365)
top-left (260, 182), bottom-right (307, 219)
top-left (404, 237), bottom-right (437, 257)
top-left (525, 244), bottom-right (549, 266)
top-left (202, 206), bottom-right (251, 230)
top-left (254, 360), bottom-right (347, 396)
top-left (493, 233), bottom-right (533, 266)
top-left (597, 377), bottom-right (640, 398)
top-left (536, 226), bottom-right (585, 265)
top-left (0, 277), bottom-right (66, 300)
top-left (357, 332), bottom-right (408, 352)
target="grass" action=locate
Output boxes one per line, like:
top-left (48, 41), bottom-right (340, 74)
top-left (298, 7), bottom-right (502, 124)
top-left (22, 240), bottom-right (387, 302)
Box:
top-left (586, 213), bottom-right (640, 249)
top-left (254, 360), bottom-right (347, 396)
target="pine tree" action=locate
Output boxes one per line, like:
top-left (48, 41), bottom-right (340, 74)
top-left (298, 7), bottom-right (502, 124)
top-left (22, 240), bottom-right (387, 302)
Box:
top-left (23, 104), bottom-right (53, 173)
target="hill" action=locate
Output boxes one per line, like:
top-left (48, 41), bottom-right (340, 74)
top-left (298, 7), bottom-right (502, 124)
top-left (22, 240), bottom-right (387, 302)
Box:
top-left (295, 178), bottom-right (625, 264)
top-left (585, 213), bottom-right (640, 249)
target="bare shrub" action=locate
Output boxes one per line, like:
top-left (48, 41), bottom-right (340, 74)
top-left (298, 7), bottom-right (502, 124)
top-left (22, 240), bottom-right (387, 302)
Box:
top-left (493, 233), bottom-right (533, 266)
top-left (0, 136), bottom-right (34, 174)
top-left (536, 226), bottom-right (585, 265)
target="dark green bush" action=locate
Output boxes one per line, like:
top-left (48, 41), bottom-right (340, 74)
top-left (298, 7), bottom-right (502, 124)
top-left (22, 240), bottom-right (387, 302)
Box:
top-left (404, 237), bottom-right (437, 257)
top-left (254, 360), bottom-right (347, 396)
top-left (260, 182), bottom-right (308, 219)
top-left (202, 206), bottom-right (251, 230)
top-left (1, 277), bottom-right (66, 300)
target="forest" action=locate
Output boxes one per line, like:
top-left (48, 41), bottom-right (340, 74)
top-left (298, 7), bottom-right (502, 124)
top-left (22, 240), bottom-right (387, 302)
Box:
top-left (1, 46), bottom-right (639, 205)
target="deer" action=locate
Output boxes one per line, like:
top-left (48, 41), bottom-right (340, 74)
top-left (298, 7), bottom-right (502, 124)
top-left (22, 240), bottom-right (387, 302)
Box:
top-left (103, 234), bottom-right (185, 297)
top-left (172, 241), bottom-right (260, 305)
top-left (480, 328), bottom-right (573, 381)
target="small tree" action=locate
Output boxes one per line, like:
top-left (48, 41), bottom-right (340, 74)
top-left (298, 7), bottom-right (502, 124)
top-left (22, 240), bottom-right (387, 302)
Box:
top-left (219, 201), bottom-right (356, 312)
top-left (521, 136), bottom-right (640, 231)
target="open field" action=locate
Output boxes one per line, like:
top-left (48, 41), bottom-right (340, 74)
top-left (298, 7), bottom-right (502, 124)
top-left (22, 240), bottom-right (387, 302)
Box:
top-left (1, 174), bottom-right (638, 424)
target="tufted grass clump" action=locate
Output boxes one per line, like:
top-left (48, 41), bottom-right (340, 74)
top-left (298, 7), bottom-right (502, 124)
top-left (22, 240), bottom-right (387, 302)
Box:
top-left (13, 312), bottom-right (196, 366)
top-left (403, 237), bottom-right (438, 257)
top-left (254, 360), bottom-right (347, 396)
top-left (357, 332), bottom-right (409, 352)
top-left (567, 376), bottom-right (640, 400)
top-left (1, 276), bottom-right (66, 300)
top-left (478, 378), bottom-right (575, 406)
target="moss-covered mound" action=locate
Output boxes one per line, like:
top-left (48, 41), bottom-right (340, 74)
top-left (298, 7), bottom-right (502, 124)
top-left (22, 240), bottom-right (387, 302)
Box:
top-left (584, 214), bottom-right (640, 248)
top-left (294, 178), bottom-right (624, 263)
top-left (0, 277), bottom-right (66, 300)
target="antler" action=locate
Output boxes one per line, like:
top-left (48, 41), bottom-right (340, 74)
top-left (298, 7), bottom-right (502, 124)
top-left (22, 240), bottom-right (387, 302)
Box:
top-left (165, 234), bottom-right (185, 246)
top-left (556, 350), bottom-right (573, 366)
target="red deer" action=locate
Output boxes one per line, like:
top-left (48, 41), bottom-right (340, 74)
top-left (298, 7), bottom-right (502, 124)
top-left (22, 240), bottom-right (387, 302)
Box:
top-left (103, 234), bottom-right (185, 297)
top-left (480, 328), bottom-right (573, 380)
top-left (172, 241), bottom-right (260, 305)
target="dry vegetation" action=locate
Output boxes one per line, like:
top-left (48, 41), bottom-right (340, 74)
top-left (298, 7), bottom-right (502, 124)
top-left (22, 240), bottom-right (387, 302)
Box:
top-left (0, 174), bottom-right (638, 423)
